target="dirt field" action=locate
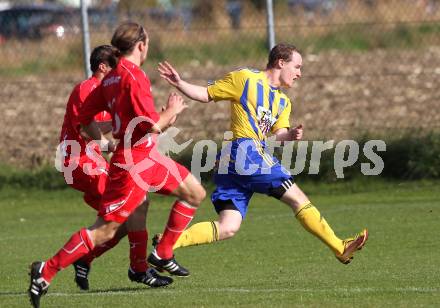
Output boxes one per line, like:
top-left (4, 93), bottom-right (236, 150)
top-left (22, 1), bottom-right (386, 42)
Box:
top-left (1, 47), bottom-right (439, 168)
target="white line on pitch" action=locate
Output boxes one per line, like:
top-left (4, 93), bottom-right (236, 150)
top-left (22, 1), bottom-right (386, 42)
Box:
top-left (2, 287), bottom-right (439, 298)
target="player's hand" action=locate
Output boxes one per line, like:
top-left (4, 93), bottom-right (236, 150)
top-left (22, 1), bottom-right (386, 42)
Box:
top-left (158, 61), bottom-right (181, 87)
top-left (166, 92), bottom-right (188, 115)
top-left (290, 124), bottom-right (303, 140)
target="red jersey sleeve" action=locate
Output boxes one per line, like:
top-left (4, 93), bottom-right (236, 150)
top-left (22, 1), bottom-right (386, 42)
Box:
top-left (129, 76), bottom-right (160, 132)
top-left (78, 84), bottom-right (108, 125)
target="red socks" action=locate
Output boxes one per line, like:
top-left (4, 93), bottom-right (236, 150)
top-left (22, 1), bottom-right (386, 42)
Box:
top-left (81, 230), bottom-right (148, 273)
top-left (40, 202), bottom-right (192, 282)
top-left (156, 201), bottom-right (196, 259)
top-left (128, 230), bottom-right (148, 272)
top-left (81, 236), bottom-right (120, 266)
top-left (42, 228), bottom-right (94, 282)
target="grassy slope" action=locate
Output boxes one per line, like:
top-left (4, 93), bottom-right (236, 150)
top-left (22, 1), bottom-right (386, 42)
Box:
top-left (0, 180), bottom-right (439, 307)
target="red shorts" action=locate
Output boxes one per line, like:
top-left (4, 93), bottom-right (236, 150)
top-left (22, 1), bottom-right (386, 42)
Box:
top-left (99, 146), bottom-right (190, 223)
top-left (63, 154), bottom-right (109, 211)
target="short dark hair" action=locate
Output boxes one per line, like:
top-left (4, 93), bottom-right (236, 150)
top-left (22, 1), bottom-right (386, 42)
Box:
top-left (90, 45), bottom-right (118, 73)
top-left (266, 43), bottom-right (299, 69)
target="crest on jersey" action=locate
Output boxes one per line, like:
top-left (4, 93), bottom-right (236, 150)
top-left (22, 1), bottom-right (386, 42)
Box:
top-left (257, 106), bottom-right (277, 135)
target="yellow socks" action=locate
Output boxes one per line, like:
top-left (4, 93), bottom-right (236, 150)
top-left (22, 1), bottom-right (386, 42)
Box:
top-left (295, 202), bottom-right (344, 255)
top-left (173, 221), bottom-right (220, 249)
top-left (172, 204), bottom-right (344, 256)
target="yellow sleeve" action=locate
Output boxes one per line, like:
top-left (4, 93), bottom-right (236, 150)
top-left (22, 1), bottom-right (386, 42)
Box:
top-left (271, 98), bottom-right (292, 133)
top-left (207, 71), bottom-right (245, 102)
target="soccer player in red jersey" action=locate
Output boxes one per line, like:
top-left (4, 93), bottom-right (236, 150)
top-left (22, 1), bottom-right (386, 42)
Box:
top-left (58, 45), bottom-right (153, 291)
top-left (59, 45), bottom-right (116, 213)
top-left (28, 22), bottom-right (206, 308)
top-left (59, 45), bottom-right (117, 291)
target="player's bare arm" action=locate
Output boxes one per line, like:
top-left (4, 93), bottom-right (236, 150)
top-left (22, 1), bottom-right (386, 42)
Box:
top-left (158, 61), bottom-right (210, 103)
top-left (81, 121), bottom-right (116, 152)
top-left (274, 124), bottom-right (304, 142)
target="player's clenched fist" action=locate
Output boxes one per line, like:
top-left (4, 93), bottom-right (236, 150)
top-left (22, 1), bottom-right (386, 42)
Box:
top-left (290, 124), bottom-right (303, 140)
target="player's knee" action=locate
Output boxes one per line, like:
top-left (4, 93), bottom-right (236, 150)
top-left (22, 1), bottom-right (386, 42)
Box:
top-left (182, 184), bottom-right (206, 207)
top-left (219, 224), bottom-right (240, 239)
top-left (135, 200), bottom-right (148, 216)
top-left (193, 185), bottom-right (207, 205)
top-left (94, 226), bottom-right (118, 245)
top-left (126, 203), bottom-right (148, 231)
top-left (102, 230), bottom-right (117, 243)
top-left (115, 223), bottom-right (128, 240)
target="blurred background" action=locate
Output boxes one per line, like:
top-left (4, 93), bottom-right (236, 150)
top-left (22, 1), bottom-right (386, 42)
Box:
top-left (0, 0), bottom-right (439, 177)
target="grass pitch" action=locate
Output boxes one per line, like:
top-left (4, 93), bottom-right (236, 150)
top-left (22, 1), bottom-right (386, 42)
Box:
top-left (0, 180), bottom-right (439, 307)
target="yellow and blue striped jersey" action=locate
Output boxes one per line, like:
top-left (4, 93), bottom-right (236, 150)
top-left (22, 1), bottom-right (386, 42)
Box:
top-left (207, 68), bottom-right (291, 141)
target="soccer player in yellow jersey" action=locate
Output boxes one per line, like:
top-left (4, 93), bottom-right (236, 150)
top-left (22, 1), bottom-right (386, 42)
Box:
top-left (156, 43), bottom-right (368, 264)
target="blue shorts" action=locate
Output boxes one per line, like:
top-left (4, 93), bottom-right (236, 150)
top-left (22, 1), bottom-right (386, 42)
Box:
top-left (211, 139), bottom-right (294, 218)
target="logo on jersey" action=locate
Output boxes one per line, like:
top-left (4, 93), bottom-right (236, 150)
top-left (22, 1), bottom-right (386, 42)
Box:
top-left (103, 76), bottom-right (121, 87)
top-left (257, 106), bottom-right (277, 135)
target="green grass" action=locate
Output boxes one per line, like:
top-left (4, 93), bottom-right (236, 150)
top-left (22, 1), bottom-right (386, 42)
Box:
top-left (0, 180), bottom-right (439, 307)
top-left (148, 34), bottom-right (268, 66)
top-left (278, 22), bottom-right (440, 54)
top-left (0, 41), bottom-right (85, 77)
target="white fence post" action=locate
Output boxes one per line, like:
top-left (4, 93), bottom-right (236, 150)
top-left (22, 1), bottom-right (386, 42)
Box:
top-left (80, 0), bottom-right (92, 78)
top-left (266, 0), bottom-right (276, 50)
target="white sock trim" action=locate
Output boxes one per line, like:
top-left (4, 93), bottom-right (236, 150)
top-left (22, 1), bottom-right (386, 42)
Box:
top-left (177, 200), bottom-right (197, 209)
top-left (85, 229), bottom-right (94, 250)
top-left (172, 208), bottom-right (194, 219)
top-left (38, 262), bottom-right (45, 274)
top-left (62, 241), bottom-right (85, 254)
top-left (165, 226), bottom-right (186, 233)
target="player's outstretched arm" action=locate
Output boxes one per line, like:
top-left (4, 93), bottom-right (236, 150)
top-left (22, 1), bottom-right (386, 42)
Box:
top-left (158, 61), bottom-right (210, 103)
